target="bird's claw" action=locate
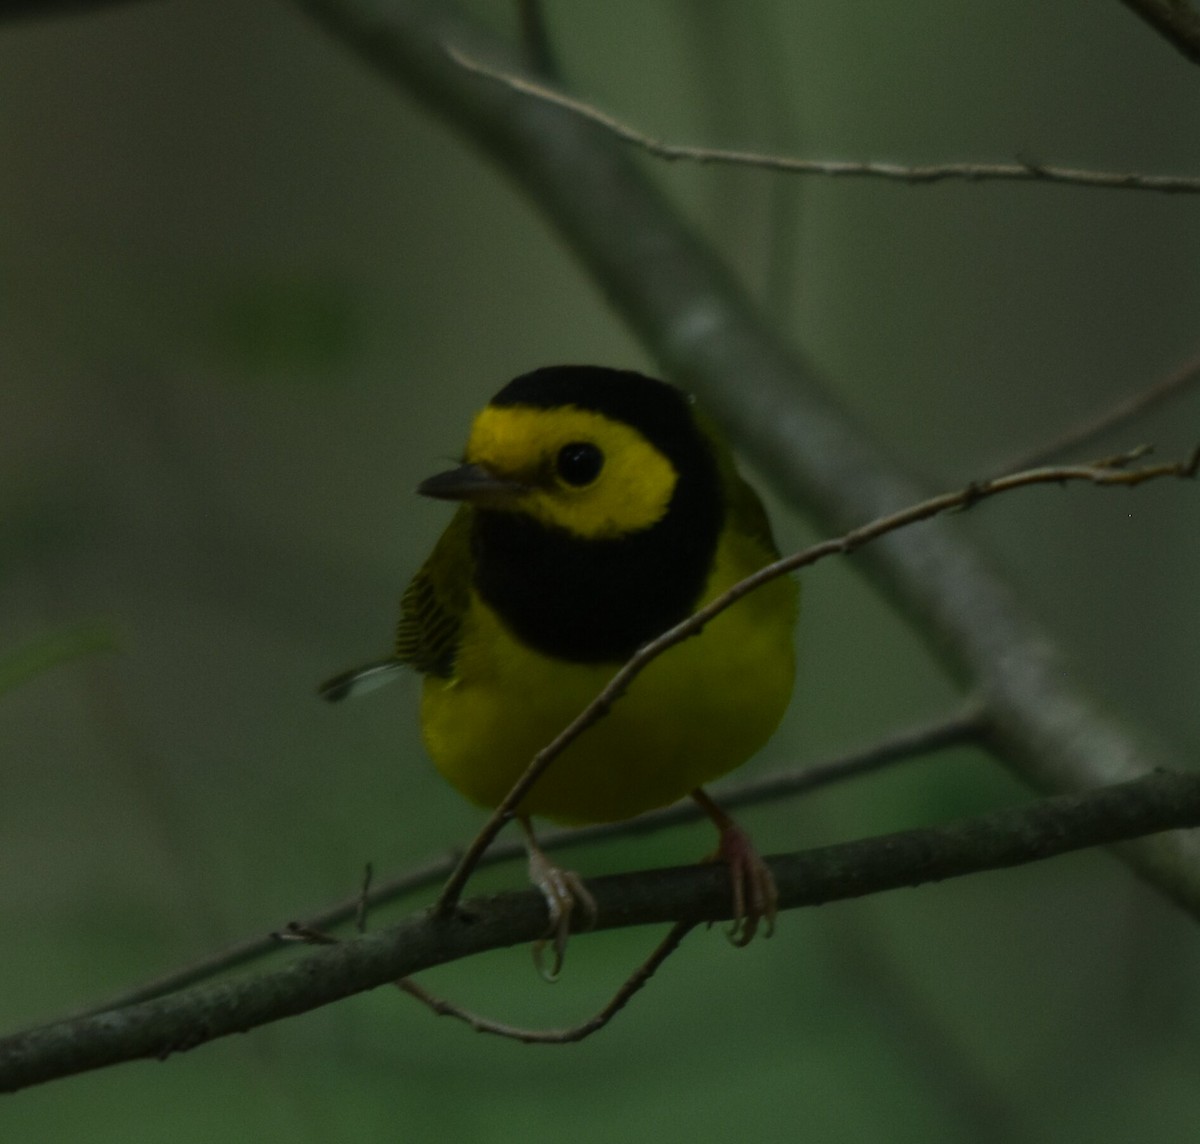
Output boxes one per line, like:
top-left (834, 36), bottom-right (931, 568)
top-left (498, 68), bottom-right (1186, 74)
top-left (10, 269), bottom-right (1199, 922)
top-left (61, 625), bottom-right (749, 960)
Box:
top-left (526, 847), bottom-right (597, 981)
top-left (712, 822), bottom-right (778, 947)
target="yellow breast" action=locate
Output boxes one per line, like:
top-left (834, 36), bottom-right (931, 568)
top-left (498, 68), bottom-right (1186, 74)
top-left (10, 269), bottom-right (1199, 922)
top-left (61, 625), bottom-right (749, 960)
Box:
top-left (419, 526), bottom-right (796, 824)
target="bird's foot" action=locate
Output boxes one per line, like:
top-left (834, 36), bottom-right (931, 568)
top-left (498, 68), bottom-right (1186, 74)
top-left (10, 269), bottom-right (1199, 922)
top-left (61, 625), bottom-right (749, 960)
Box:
top-left (692, 788), bottom-right (778, 947)
top-left (522, 822), bottom-right (597, 981)
top-left (711, 820), bottom-right (778, 947)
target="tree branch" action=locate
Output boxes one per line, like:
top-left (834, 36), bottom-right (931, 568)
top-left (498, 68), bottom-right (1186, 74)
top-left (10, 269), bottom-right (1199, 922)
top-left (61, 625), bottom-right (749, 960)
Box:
top-left (446, 48), bottom-right (1200, 195)
top-left (4, 769), bottom-right (1199, 1092)
top-left (435, 449), bottom-right (1198, 911)
top-left (58, 455), bottom-right (1185, 1020)
top-left (292, 0), bottom-right (1200, 920)
top-left (397, 920), bottom-right (696, 1043)
top-left (1120, 0), bottom-right (1200, 66)
top-left (60, 705), bottom-right (985, 1020)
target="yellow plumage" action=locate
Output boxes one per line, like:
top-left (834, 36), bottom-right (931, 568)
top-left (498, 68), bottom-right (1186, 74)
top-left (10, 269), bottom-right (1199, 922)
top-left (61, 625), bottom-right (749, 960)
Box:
top-left (324, 366), bottom-right (798, 960)
top-left (422, 495), bottom-right (795, 824)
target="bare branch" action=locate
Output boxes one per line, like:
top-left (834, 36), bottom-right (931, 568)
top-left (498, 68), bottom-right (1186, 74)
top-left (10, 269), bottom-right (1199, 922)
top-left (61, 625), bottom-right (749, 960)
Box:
top-left (62, 706), bottom-right (984, 1019)
top-left (447, 47), bottom-right (1200, 195)
top-left (4, 768), bottom-right (1200, 1092)
top-left (1120, 0), bottom-right (1200, 67)
top-left (397, 920), bottom-right (695, 1043)
top-left (434, 451), bottom-right (1198, 913)
top-left (291, 0), bottom-right (1200, 919)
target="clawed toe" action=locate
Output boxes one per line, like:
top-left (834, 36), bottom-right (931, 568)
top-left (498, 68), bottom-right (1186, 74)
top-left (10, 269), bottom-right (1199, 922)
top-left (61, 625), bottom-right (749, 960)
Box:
top-left (716, 824), bottom-right (778, 946)
top-left (693, 788), bottom-right (778, 947)
top-left (521, 818), bottom-right (597, 980)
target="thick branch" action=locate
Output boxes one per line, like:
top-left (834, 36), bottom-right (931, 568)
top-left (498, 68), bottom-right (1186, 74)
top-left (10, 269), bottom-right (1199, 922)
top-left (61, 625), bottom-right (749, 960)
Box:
top-left (3, 770), bottom-right (1199, 1093)
top-left (293, 0), bottom-right (1200, 916)
top-left (64, 706), bottom-right (983, 1018)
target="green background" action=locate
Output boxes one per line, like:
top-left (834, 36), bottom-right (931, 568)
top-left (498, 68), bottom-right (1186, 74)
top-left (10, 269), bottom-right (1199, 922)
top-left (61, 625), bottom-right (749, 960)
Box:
top-left (3, 2), bottom-right (1200, 1140)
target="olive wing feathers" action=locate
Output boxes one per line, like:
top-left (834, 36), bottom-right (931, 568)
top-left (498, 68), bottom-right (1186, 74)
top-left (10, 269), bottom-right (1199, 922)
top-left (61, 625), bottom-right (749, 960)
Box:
top-left (395, 506), bottom-right (472, 678)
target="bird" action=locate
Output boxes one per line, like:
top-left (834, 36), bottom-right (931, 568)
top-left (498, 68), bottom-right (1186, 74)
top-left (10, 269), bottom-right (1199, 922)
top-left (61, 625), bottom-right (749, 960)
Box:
top-left (321, 365), bottom-right (797, 976)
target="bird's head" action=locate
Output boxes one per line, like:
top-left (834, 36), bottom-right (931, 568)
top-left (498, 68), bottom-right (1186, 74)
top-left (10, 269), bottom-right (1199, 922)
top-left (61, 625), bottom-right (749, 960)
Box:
top-left (418, 366), bottom-right (698, 541)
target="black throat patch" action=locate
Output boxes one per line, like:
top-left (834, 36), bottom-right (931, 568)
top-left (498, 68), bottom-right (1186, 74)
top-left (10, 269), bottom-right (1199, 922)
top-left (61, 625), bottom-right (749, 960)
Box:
top-left (470, 367), bottom-right (724, 664)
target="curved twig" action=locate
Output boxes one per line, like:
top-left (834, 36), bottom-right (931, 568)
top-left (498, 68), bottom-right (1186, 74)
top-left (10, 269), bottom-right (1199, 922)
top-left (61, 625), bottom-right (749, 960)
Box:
top-left (397, 920), bottom-right (696, 1044)
top-left (292, 0), bottom-right (1200, 924)
top-left (434, 450), bottom-right (1198, 912)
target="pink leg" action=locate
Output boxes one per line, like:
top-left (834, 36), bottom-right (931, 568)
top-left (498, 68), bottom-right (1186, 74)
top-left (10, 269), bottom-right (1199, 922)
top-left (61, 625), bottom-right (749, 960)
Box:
top-left (519, 816), bottom-right (597, 980)
top-left (692, 788), bottom-right (778, 947)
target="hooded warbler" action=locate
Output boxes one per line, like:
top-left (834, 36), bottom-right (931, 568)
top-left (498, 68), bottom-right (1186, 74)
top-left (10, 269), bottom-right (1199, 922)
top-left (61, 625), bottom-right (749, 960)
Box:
top-left (322, 365), bottom-right (797, 968)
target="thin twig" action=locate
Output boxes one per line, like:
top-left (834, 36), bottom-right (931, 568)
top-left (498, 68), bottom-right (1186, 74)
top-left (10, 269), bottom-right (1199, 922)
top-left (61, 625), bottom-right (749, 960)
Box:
top-left (251, 910), bottom-right (696, 1042)
top-left (285, 910), bottom-right (696, 1043)
top-left (997, 347), bottom-right (1200, 473)
top-left (433, 449), bottom-right (1199, 915)
top-left (49, 450), bottom-right (1196, 1020)
top-left (447, 47), bottom-right (1200, 195)
top-left (297, 0), bottom-right (1200, 936)
top-left (398, 920), bottom-right (695, 1043)
top-left (62, 706), bottom-right (983, 1021)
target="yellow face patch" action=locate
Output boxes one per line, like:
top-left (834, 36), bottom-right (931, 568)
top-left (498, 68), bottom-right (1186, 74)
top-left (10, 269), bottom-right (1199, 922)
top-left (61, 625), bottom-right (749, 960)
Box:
top-left (464, 404), bottom-right (678, 539)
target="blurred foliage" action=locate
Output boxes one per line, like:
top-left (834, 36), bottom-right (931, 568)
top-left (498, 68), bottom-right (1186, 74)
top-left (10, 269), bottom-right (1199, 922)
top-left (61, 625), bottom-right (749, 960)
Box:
top-left (1, 2), bottom-right (1199, 1142)
top-left (206, 273), bottom-right (359, 381)
top-left (0, 619), bottom-right (117, 696)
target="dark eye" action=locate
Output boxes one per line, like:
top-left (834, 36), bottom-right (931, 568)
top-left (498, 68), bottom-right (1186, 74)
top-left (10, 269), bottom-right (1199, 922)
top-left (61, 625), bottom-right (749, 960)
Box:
top-left (555, 441), bottom-right (604, 487)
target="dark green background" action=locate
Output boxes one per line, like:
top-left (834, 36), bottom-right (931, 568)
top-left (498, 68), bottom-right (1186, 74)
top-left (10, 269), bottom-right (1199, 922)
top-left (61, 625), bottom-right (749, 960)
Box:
top-left (3, 2), bottom-right (1200, 1140)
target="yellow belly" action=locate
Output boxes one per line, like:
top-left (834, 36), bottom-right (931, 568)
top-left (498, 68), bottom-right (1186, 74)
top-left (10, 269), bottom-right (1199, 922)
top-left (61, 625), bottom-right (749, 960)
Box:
top-left (420, 530), bottom-right (797, 824)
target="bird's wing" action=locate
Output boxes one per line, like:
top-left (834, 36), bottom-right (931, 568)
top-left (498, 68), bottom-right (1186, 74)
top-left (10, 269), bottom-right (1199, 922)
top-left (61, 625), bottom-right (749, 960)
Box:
top-left (395, 506), bottom-right (473, 678)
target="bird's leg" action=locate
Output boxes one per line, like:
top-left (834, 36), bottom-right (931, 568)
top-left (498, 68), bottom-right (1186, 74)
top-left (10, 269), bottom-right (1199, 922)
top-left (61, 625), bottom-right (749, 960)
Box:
top-left (692, 788), bottom-right (778, 947)
top-left (518, 816), bottom-right (597, 981)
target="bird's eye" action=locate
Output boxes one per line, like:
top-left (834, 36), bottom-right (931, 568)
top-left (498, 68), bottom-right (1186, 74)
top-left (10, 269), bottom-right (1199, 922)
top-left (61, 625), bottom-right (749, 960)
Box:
top-left (555, 441), bottom-right (604, 487)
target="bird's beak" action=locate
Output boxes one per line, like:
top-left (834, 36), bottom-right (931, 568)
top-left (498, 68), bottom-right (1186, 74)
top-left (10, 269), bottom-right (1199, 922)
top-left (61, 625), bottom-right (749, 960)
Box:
top-left (417, 462), bottom-right (526, 504)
